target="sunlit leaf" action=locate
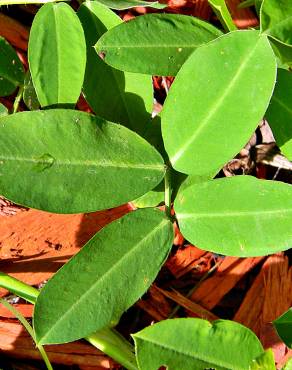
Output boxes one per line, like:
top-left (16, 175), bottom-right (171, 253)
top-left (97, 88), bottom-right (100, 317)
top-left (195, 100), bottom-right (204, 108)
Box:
top-left (162, 30), bottom-right (276, 176)
top-left (34, 208), bottom-right (174, 344)
top-left (28, 3), bottom-right (86, 106)
top-left (78, 1), bottom-right (152, 134)
top-left (133, 318), bottom-right (264, 370)
top-left (0, 110), bottom-right (165, 213)
top-left (175, 176), bottom-right (292, 257)
top-left (96, 14), bottom-right (222, 76)
top-left (249, 349), bottom-right (276, 370)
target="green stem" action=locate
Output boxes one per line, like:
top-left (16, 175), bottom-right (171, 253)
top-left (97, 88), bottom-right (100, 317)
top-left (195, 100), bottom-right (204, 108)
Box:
top-left (12, 84), bottom-right (24, 114)
top-left (0, 271), bottom-right (39, 304)
top-left (86, 328), bottom-right (138, 370)
top-left (0, 297), bottom-right (53, 370)
top-left (0, 272), bottom-right (138, 370)
top-left (37, 345), bottom-right (54, 370)
top-left (164, 165), bottom-right (172, 219)
top-left (0, 0), bottom-right (67, 5)
top-left (208, 0), bottom-right (237, 32)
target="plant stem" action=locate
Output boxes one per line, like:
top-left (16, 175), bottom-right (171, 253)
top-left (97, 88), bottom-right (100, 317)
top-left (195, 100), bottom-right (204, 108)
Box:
top-left (0, 297), bottom-right (53, 370)
top-left (12, 84), bottom-right (24, 114)
top-left (208, 0), bottom-right (237, 32)
top-left (37, 345), bottom-right (54, 370)
top-left (0, 272), bottom-right (138, 370)
top-left (0, 271), bottom-right (39, 304)
top-left (86, 328), bottom-right (138, 370)
top-left (164, 165), bottom-right (172, 219)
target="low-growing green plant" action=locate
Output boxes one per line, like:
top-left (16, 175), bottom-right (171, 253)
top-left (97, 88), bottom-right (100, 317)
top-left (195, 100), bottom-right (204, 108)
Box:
top-left (0, 0), bottom-right (291, 368)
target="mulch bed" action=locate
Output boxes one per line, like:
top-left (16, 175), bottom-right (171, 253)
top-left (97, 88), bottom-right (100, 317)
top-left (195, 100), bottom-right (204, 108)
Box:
top-left (0, 1), bottom-right (291, 369)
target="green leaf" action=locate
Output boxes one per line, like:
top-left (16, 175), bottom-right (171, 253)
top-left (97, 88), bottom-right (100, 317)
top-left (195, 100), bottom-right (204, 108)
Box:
top-left (175, 176), bottom-right (292, 257)
top-left (260, 0), bottom-right (292, 46)
top-left (28, 3), bottom-right (86, 107)
top-left (0, 109), bottom-right (165, 213)
top-left (77, 1), bottom-right (152, 135)
top-left (265, 69), bottom-right (292, 159)
top-left (34, 208), bottom-right (174, 344)
top-left (162, 30), bottom-right (276, 177)
top-left (133, 318), bottom-right (264, 370)
top-left (0, 103), bottom-right (8, 117)
top-left (23, 70), bottom-right (40, 111)
top-left (95, 0), bottom-right (167, 9)
top-left (273, 308), bottom-right (292, 348)
top-left (0, 36), bottom-right (24, 96)
top-left (95, 14), bottom-right (223, 76)
top-left (249, 349), bottom-right (276, 370)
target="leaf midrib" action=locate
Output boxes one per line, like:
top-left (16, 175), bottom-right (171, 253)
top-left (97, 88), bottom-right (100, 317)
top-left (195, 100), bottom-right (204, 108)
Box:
top-left (37, 217), bottom-right (170, 344)
top-left (177, 208), bottom-right (292, 219)
top-left (0, 155), bottom-right (164, 171)
top-left (99, 44), bottom-right (207, 49)
top-left (53, 4), bottom-right (61, 103)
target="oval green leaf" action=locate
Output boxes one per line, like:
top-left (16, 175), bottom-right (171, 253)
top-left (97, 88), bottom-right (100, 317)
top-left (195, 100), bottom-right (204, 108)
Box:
top-left (0, 109), bottom-right (165, 213)
top-left (95, 0), bottom-right (167, 9)
top-left (34, 208), bottom-right (174, 344)
top-left (0, 36), bottom-right (24, 96)
top-left (28, 3), bottom-right (86, 107)
top-left (260, 0), bottom-right (292, 47)
top-left (249, 349), bottom-right (276, 370)
top-left (162, 30), bottom-right (276, 177)
top-left (265, 69), bottom-right (292, 159)
top-left (95, 14), bottom-right (222, 76)
top-left (78, 1), bottom-right (152, 135)
top-left (133, 318), bottom-right (264, 370)
top-left (175, 176), bottom-right (292, 257)
top-left (273, 308), bottom-right (292, 348)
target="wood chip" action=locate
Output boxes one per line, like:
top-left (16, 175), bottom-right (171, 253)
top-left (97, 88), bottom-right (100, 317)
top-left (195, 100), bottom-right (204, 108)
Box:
top-left (0, 14), bottom-right (29, 51)
top-left (190, 256), bottom-right (265, 309)
top-left (234, 253), bottom-right (292, 365)
top-left (136, 285), bottom-right (172, 321)
top-left (226, 0), bottom-right (258, 28)
top-left (0, 303), bottom-right (33, 318)
top-left (0, 204), bottom-right (133, 297)
top-left (0, 320), bottom-right (115, 368)
top-left (157, 286), bottom-right (218, 321)
top-left (166, 244), bottom-right (208, 278)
